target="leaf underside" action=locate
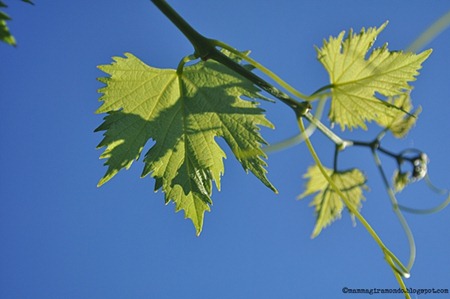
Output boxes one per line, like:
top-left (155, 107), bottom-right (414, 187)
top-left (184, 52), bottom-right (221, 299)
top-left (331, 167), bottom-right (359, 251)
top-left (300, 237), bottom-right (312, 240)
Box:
top-left (299, 166), bottom-right (368, 238)
top-left (95, 52), bottom-right (276, 235)
top-left (317, 21), bottom-right (431, 131)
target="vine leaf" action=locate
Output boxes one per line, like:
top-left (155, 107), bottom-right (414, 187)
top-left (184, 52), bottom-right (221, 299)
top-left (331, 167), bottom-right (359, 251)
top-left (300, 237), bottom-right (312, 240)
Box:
top-left (376, 93), bottom-right (421, 138)
top-left (316, 22), bottom-right (432, 130)
top-left (95, 52), bottom-right (276, 235)
top-left (299, 166), bottom-right (368, 238)
top-left (393, 170), bottom-right (410, 193)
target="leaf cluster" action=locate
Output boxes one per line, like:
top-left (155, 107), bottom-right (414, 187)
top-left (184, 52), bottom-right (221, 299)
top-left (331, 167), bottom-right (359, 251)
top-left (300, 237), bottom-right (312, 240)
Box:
top-left (95, 22), bottom-right (431, 238)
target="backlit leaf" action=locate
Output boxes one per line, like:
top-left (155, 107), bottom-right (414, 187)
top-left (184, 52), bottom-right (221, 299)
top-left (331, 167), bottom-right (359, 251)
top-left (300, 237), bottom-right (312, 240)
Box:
top-left (95, 52), bottom-right (276, 235)
top-left (316, 22), bottom-right (431, 130)
top-left (376, 93), bottom-right (421, 138)
top-left (299, 166), bottom-right (368, 238)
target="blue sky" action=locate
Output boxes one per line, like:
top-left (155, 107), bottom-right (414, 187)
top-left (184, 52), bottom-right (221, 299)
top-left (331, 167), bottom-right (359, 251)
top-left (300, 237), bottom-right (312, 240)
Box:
top-left (1, 1), bottom-right (449, 298)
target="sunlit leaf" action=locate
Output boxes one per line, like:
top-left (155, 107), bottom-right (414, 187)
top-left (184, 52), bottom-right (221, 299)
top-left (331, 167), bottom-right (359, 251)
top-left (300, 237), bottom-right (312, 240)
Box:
top-left (299, 165), bottom-right (368, 238)
top-left (316, 22), bottom-right (431, 130)
top-left (376, 93), bottom-right (421, 138)
top-left (95, 52), bottom-right (276, 235)
top-left (393, 170), bottom-right (410, 193)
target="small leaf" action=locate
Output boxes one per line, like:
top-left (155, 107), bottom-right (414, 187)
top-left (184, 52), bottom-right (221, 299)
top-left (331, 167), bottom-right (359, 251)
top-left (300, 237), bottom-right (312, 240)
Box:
top-left (376, 93), bottom-right (421, 138)
top-left (96, 52), bottom-right (276, 235)
top-left (299, 166), bottom-right (368, 238)
top-left (316, 22), bottom-right (431, 130)
top-left (393, 170), bottom-right (410, 193)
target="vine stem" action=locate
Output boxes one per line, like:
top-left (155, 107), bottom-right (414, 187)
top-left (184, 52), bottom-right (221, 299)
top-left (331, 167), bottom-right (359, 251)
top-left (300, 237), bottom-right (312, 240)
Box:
top-left (297, 117), bottom-right (411, 297)
top-left (152, 0), bottom-right (348, 152)
top-left (151, 2), bottom-right (428, 296)
top-left (212, 40), bottom-right (333, 102)
top-left (151, 0), bottom-right (307, 112)
top-left (211, 40), bottom-right (311, 100)
top-left (303, 111), bottom-right (352, 149)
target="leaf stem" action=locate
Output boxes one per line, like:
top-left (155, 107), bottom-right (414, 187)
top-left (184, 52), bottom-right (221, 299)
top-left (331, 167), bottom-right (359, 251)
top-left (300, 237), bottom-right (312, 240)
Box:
top-left (211, 40), bottom-right (311, 100)
top-left (151, 0), bottom-right (309, 113)
top-left (176, 54), bottom-right (197, 75)
top-left (209, 50), bottom-right (309, 112)
top-left (309, 84), bottom-right (334, 100)
top-left (333, 145), bottom-right (339, 171)
top-left (303, 111), bottom-right (352, 149)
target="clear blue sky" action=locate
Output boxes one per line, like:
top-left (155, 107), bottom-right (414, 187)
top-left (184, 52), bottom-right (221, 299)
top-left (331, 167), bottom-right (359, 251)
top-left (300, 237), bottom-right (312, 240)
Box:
top-left (1, 1), bottom-right (449, 298)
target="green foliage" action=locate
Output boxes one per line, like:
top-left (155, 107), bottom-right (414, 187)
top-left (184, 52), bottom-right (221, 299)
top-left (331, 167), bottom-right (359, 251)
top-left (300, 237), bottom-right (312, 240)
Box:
top-left (95, 2), bottom-right (448, 295)
top-left (0, 0), bottom-right (33, 46)
top-left (96, 52), bottom-right (276, 235)
top-left (299, 165), bottom-right (368, 238)
top-left (393, 170), bottom-right (410, 193)
top-left (376, 93), bottom-right (421, 138)
top-left (316, 22), bottom-right (431, 131)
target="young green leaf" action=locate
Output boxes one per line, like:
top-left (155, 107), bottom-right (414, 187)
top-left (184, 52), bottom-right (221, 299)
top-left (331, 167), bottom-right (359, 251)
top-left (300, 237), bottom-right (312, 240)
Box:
top-left (376, 93), bottom-right (421, 138)
top-left (95, 52), bottom-right (276, 235)
top-left (316, 22), bottom-right (431, 130)
top-left (299, 165), bottom-right (368, 238)
top-left (393, 170), bottom-right (410, 193)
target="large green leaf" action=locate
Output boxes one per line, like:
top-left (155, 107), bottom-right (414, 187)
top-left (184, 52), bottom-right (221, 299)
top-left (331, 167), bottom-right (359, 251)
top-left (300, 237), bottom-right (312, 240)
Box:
top-left (316, 22), bottom-right (431, 130)
top-left (299, 165), bottom-right (368, 238)
top-left (96, 52), bottom-right (276, 235)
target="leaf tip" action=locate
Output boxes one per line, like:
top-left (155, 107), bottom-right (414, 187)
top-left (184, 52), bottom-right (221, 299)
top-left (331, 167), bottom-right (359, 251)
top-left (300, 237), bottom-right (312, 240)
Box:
top-left (96, 180), bottom-right (105, 188)
top-left (421, 48), bottom-right (433, 59)
top-left (310, 229), bottom-right (320, 239)
top-left (97, 171), bottom-right (116, 187)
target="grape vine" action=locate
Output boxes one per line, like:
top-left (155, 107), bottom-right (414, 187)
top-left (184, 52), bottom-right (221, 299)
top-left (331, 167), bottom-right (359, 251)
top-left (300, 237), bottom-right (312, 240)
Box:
top-left (95, 1), bottom-right (450, 297)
